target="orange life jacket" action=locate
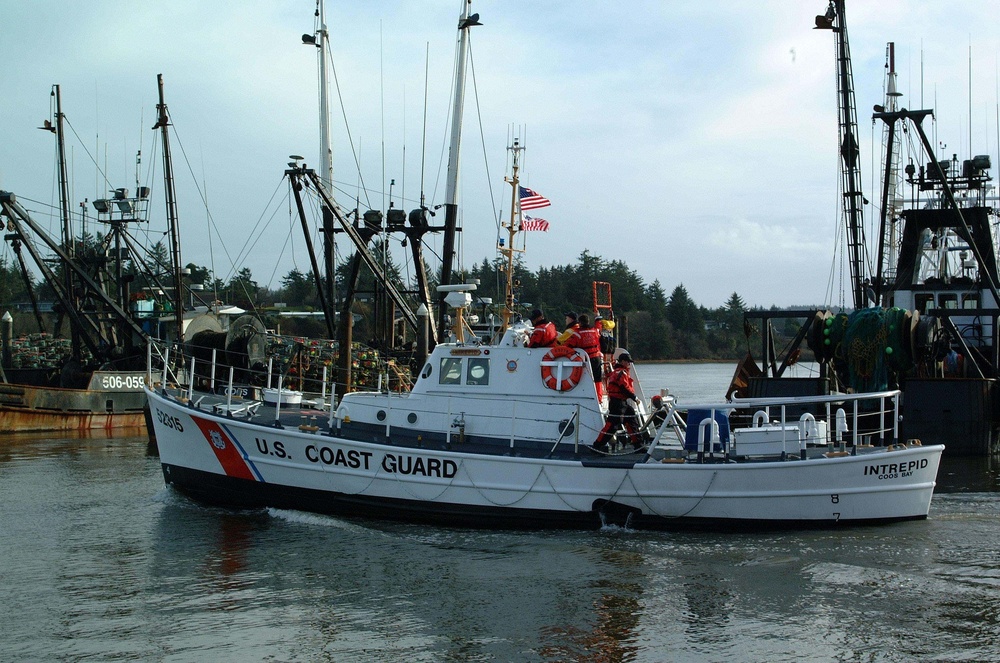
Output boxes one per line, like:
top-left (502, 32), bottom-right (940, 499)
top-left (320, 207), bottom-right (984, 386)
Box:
top-left (566, 327), bottom-right (602, 359)
top-left (527, 321), bottom-right (557, 347)
top-left (606, 366), bottom-right (635, 400)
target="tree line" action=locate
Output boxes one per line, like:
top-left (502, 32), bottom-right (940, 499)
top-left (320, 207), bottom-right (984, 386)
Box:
top-left (206, 248), bottom-right (767, 361)
top-left (2, 243), bottom-right (784, 361)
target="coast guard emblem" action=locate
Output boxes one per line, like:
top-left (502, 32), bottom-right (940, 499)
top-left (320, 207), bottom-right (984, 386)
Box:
top-left (506, 359), bottom-right (518, 372)
top-left (210, 430), bottom-right (226, 450)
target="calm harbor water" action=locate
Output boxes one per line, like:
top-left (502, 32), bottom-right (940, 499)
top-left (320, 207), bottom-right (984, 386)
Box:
top-left (1, 363), bottom-right (998, 662)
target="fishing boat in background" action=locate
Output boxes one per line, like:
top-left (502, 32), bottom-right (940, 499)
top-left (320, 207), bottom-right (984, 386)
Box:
top-left (0, 81), bottom-right (220, 433)
top-left (740, 0), bottom-right (1000, 456)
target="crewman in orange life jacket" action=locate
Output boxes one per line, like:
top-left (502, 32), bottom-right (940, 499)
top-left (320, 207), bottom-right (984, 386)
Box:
top-left (593, 352), bottom-right (644, 452)
top-left (526, 309), bottom-right (557, 348)
top-left (565, 313), bottom-right (604, 401)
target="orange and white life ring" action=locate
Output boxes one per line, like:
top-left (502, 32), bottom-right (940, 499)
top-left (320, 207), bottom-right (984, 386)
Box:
top-left (540, 346), bottom-right (585, 391)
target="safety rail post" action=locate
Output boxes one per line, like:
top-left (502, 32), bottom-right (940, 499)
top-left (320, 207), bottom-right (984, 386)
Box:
top-left (780, 405), bottom-right (787, 451)
top-left (879, 395), bottom-right (886, 445)
top-left (146, 341), bottom-right (152, 387)
top-left (893, 393), bottom-right (900, 442)
top-left (852, 399), bottom-right (859, 454)
top-left (713, 408), bottom-right (720, 460)
top-left (326, 371), bottom-right (338, 434)
top-left (187, 355), bottom-right (196, 404)
top-left (548, 407), bottom-right (581, 457)
top-left (836, 408), bottom-right (848, 452)
top-left (321, 365), bottom-right (328, 411)
top-left (825, 401), bottom-right (832, 449)
top-left (384, 389), bottom-right (391, 439)
top-left (161, 345), bottom-right (170, 394)
top-left (210, 348), bottom-right (217, 393)
top-left (226, 366), bottom-right (234, 416)
top-left (275, 374), bottom-right (283, 425)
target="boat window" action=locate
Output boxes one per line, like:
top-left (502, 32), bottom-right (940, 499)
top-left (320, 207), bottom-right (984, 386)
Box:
top-left (963, 294), bottom-right (980, 309)
top-left (466, 358), bottom-right (490, 386)
top-left (439, 357), bottom-right (463, 385)
top-left (421, 363), bottom-right (433, 379)
top-left (939, 294), bottom-right (958, 309)
top-left (915, 293), bottom-right (935, 313)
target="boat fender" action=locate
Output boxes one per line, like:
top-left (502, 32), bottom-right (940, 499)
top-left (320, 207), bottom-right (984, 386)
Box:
top-left (540, 346), bottom-right (585, 392)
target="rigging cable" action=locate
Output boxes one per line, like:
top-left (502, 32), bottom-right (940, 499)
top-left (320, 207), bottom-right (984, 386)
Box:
top-left (466, 40), bottom-right (502, 245)
top-left (168, 118), bottom-right (288, 285)
top-left (326, 36), bottom-right (372, 211)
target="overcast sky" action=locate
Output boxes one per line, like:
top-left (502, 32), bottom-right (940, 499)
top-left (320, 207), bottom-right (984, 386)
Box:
top-left (3, 1), bottom-right (1000, 310)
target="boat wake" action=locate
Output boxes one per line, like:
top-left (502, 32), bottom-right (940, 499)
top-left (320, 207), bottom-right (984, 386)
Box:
top-left (265, 507), bottom-right (363, 531)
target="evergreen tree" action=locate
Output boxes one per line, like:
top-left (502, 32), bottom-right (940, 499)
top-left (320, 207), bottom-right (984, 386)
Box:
top-left (723, 292), bottom-right (746, 330)
top-left (666, 284), bottom-right (701, 333)
top-left (0, 254), bottom-right (34, 305)
top-left (643, 280), bottom-right (671, 358)
top-left (280, 267), bottom-right (316, 307)
top-left (227, 267), bottom-right (258, 308)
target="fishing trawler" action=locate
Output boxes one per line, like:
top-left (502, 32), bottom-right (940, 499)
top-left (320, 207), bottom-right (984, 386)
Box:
top-left (740, 1), bottom-right (1000, 456)
top-left (0, 81), bottom-right (217, 433)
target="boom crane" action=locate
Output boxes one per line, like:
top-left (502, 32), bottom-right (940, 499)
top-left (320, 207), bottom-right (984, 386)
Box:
top-left (815, 0), bottom-right (870, 310)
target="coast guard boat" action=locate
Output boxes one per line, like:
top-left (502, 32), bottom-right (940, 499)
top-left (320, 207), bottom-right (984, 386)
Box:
top-left (145, 285), bottom-right (943, 530)
top-left (144, 0), bottom-right (943, 530)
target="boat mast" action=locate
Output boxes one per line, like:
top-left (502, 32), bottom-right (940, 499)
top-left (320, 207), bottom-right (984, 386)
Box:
top-left (875, 43), bottom-right (903, 296)
top-left (153, 74), bottom-right (186, 345)
top-left (816, 0), bottom-right (869, 310)
top-left (499, 139), bottom-right (525, 331)
top-left (316, 0), bottom-right (337, 334)
top-left (437, 0), bottom-right (480, 340)
top-left (302, 0), bottom-right (338, 340)
top-left (52, 85), bottom-right (81, 360)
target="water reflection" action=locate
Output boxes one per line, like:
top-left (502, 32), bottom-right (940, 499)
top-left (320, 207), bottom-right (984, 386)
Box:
top-left (538, 545), bottom-right (645, 662)
top-left (937, 455), bottom-right (1000, 492)
top-left (0, 427), bottom-right (149, 463)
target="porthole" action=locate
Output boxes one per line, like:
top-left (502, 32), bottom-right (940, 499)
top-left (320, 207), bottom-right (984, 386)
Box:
top-left (376, 410), bottom-right (387, 421)
top-left (558, 419), bottom-right (575, 436)
top-left (407, 412), bottom-right (418, 424)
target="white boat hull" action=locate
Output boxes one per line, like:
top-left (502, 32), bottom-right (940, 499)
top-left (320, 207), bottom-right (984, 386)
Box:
top-left (148, 388), bottom-right (942, 529)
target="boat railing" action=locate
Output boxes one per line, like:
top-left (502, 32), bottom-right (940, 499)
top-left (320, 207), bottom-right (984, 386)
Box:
top-left (652, 390), bottom-right (903, 461)
top-left (145, 336), bottom-right (408, 405)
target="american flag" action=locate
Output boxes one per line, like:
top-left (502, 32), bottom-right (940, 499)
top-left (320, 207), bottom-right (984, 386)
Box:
top-left (521, 215), bottom-right (550, 232)
top-left (518, 186), bottom-right (551, 210)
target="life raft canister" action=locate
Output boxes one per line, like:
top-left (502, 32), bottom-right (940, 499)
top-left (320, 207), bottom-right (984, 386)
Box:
top-left (540, 346), bottom-right (585, 391)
